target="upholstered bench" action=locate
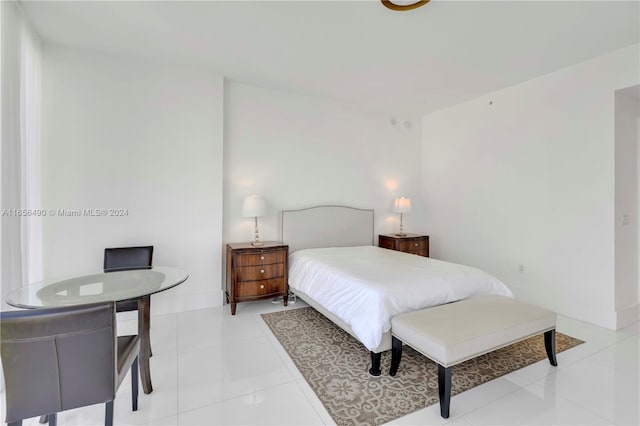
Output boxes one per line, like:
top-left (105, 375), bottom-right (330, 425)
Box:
top-left (389, 295), bottom-right (557, 418)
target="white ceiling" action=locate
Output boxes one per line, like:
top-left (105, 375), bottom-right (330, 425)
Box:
top-left (19, 0), bottom-right (640, 115)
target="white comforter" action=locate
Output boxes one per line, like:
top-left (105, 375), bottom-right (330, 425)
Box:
top-left (288, 246), bottom-right (513, 351)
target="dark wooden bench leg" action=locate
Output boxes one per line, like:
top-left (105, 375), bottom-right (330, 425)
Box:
top-left (389, 336), bottom-right (403, 376)
top-left (438, 364), bottom-right (452, 419)
top-left (544, 329), bottom-right (558, 366)
top-left (369, 351), bottom-right (382, 376)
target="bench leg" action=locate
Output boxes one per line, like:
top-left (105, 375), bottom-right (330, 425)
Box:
top-left (369, 351), bottom-right (382, 376)
top-left (389, 336), bottom-right (403, 376)
top-left (544, 329), bottom-right (558, 366)
top-left (438, 364), bottom-right (452, 419)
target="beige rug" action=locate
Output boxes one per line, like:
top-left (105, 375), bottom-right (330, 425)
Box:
top-left (261, 306), bottom-right (583, 426)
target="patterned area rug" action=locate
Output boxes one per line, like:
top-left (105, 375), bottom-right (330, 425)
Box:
top-left (262, 306), bottom-right (584, 426)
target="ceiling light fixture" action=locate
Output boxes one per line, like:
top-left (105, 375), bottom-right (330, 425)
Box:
top-left (381, 0), bottom-right (431, 11)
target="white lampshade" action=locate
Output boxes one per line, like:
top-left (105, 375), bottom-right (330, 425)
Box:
top-left (242, 195), bottom-right (267, 217)
top-left (393, 197), bottom-right (412, 213)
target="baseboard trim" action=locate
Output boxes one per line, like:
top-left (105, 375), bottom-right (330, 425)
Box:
top-left (616, 303), bottom-right (640, 329)
top-left (150, 288), bottom-right (224, 316)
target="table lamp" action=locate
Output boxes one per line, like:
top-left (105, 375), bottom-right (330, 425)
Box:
top-left (242, 195), bottom-right (267, 246)
top-left (393, 197), bottom-right (411, 236)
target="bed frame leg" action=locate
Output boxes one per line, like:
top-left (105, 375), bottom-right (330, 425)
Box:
top-left (438, 364), bottom-right (451, 419)
top-left (389, 336), bottom-right (403, 376)
top-left (544, 329), bottom-right (558, 366)
top-left (369, 352), bottom-right (382, 377)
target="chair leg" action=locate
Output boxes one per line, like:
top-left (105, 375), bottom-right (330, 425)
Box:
top-left (132, 356), bottom-right (139, 411)
top-left (38, 414), bottom-right (55, 425)
top-left (105, 400), bottom-right (114, 426)
top-left (8, 421), bottom-right (22, 426)
top-left (48, 413), bottom-right (57, 426)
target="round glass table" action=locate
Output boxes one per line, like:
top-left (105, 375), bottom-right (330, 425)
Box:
top-left (5, 266), bottom-right (189, 394)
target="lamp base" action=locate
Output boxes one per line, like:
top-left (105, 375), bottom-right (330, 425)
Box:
top-left (394, 232), bottom-right (408, 237)
top-left (251, 241), bottom-right (265, 246)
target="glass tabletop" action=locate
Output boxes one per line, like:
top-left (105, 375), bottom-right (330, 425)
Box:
top-left (5, 266), bottom-right (189, 308)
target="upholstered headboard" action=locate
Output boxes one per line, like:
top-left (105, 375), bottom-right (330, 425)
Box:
top-left (281, 205), bottom-right (374, 253)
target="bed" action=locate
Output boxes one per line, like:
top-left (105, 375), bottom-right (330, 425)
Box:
top-left (281, 205), bottom-right (513, 375)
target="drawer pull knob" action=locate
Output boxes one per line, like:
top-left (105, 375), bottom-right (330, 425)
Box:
top-left (260, 284), bottom-right (265, 289)
top-left (414, 243), bottom-right (418, 246)
top-left (260, 256), bottom-right (264, 260)
top-left (260, 269), bottom-right (265, 274)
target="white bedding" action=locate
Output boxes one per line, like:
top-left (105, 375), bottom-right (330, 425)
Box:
top-left (288, 246), bottom-right (513, 351)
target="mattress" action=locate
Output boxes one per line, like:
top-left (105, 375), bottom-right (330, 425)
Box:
top-left (288, 246), bottom-right (513, 351)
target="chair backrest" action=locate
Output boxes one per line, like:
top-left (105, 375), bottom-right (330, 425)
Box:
top-left (104, 246), bottom-right (153, 272)
top-left (0, 302), bottom-right (117, 423)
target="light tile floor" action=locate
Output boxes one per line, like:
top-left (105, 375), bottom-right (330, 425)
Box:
top-left (2, 300), bottom-right (638, 426)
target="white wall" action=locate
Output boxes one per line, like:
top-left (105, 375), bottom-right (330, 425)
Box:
top-left (1, 0), bottom-right (43, 307)
top-left (615, 87), bottom-right (639, 328)
top-left (1, 0), bottom-right (24, 308)
top-left (40, 49), bottom-right (422, 310)
top-left (41, 46), bottom-right (224, 314)
top-left (223, 82), bottom-right (423, 256)
top-left (421, 44), bottom-right (640, 329)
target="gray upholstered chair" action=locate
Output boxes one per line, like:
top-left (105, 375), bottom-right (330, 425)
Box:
top-left (104, 245), bottom-right (154, 356)
top-left (103, 246), bottom-right (154, 273)
top-left (104, 245), bottom-right (153, 311)
top-left (0, 301), bottom-right (140, 426)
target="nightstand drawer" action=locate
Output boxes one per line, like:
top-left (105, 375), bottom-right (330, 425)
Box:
top-left (235, 251), bottom-right (285, 267)
top-left (406, 248), bottom-right (428, 256)
top-left (378, 234), bottom-right (429, 257)
top-left (398, 239), bottom-right (426, 252)
top-left (379, 238), bottom-right (395, 250)
top-left (236, 278), bottom-right (284, 298)
top-left (235, 263), bottom-right (284, 281)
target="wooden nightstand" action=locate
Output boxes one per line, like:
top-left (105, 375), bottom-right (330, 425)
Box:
top-left (225, 242), bottom-right (289, 315)
top-left (378, 234), bottom-right (429, 257)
